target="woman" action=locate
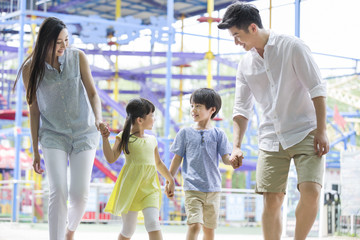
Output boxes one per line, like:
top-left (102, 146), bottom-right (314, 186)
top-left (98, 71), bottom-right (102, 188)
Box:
top-left (14, 17), bottom-right (102, 240)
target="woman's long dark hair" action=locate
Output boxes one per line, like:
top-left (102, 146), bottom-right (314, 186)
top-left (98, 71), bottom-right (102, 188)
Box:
top-left (13, 17), bottom-right (67, 105)
top-left (119, 98), bottom-right (155, 154)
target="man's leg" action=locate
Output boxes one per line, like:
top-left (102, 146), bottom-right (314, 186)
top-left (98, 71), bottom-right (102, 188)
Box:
top-left (262, 193), bottom-right (284, 240)
top-left (294, 182), bottom-right (321, 240)
top-left (202, 226), bottom-right (214, 240)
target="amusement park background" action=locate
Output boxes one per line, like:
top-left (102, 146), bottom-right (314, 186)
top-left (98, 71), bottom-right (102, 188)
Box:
top-left (0, 0), bottom-right (360, 239)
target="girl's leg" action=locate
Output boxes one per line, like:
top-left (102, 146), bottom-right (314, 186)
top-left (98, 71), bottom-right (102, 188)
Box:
top-left (120, 211), bottom-right (138, 239)
top-left (42, 148), bottom-right (69, 240)
top-left (143, 207), bottom-right (162, 240)
top-left (67, 149), bottom-right (96, 239)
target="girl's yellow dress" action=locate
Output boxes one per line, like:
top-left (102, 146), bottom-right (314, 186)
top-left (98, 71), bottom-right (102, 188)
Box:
top-left (104, 133), bottom-right (161, 215)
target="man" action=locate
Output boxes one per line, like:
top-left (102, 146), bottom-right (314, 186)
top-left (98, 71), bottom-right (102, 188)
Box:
top-left (218, 2), bottom-right (329, 240)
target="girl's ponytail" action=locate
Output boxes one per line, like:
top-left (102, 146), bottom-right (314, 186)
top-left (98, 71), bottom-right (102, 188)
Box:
top-left (119, 116), bottom-right (132, 154)
top-left (117, 98), bottom-right (155, 155)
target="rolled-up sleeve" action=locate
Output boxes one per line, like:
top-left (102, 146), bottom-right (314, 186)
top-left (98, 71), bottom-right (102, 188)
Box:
top-left (292, 40), bottom-right (327, 99)
top-left (233, 67), bottom-right (254, 119)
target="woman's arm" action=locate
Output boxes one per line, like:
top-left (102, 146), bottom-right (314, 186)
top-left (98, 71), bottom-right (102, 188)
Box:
top-left (78, 50), bottom-right (103, 129)
top-left (22, 64), bottom-right (43, 174)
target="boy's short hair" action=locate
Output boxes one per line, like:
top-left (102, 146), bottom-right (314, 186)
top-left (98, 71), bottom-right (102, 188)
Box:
top-left (218, 2), bottom-right (263, 31)
top-left (190, 88), bottom-right (221, 119)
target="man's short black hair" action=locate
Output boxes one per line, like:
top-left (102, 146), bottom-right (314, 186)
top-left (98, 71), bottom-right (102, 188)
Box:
top-left (218, 2), bottom-right (263, 31)
top-left (190, 88), bottom-right (222, 119)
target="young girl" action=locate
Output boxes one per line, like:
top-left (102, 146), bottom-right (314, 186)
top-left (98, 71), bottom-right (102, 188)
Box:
top-left (99, 98), bottom-right (174, 240)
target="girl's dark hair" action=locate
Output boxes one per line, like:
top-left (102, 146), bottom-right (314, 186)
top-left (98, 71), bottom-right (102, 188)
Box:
top-left (190, 88), bottom-right (222, 119)
top-left (13, 17), bottom-right (67, 105)
top-left (119, 98), bottom-right (155, 154)
top-left (218, 2), bottom-right (263, 31)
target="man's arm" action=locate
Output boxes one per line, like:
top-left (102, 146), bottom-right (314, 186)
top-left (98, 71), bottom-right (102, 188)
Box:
top-left (231, 115), bottom-right (248, 165)
top-left (312, 96), bottom-right (329, 157)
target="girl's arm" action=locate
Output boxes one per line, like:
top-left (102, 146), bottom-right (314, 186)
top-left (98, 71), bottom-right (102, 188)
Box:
top-left (100, 123), bottom-right (121, 163)
top-left (155, 146), bottom-right (175, 197)
top-left (79, 50), bottom-right (103, 130)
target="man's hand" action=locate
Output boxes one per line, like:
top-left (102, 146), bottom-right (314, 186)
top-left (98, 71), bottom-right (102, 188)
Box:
top-left (314, 130), bottom-right (329, 157)
top-left (230, 148), bottom-right (244, 169)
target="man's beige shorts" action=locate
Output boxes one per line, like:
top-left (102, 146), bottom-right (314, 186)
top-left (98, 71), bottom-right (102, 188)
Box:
top-left (184, 191), bottom-right (220, 229)
top-left (255, 131), bottom-right (325, 194)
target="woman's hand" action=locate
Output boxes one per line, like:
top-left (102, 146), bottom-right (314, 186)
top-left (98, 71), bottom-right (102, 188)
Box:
top-left (33, 151), bottom-right (44, 174)
top-left (99, 122), bottom-right (110, 138)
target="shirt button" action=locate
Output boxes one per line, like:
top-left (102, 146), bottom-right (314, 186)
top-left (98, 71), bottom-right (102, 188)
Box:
top-left (64, 110), bottom-right (67, 113)
top-left (61, 96), bottom-right (64, 99)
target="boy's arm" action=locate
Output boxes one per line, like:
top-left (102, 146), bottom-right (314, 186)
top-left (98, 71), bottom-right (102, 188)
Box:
top-left (312, 96), bottom-right (329, 157)
top-left (222, 154), bottom-right (241, 169)
top-left (169, 154), bottom-right (182, 177)
top-left (154, 147), bottom-right (175, 197)
top-left (222, 154), bottom-right (231, 165)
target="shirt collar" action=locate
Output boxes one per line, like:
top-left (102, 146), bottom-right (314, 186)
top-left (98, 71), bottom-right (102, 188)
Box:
top-left (44, 49), bottom-right (66, 71)
top-left (249, 30), bottom-right (275, 57)
top-left (266, 30), bottom-right (276, 46)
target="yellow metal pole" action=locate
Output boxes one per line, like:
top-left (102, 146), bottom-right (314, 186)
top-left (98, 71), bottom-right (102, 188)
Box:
top-left (112, 0), bottom-right (121, 130)
top-left (205, 0), bottom-right (214, 88)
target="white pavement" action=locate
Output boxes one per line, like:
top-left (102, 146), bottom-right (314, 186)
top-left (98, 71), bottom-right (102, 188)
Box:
top-left (0, 222), bottom-right (358, 240)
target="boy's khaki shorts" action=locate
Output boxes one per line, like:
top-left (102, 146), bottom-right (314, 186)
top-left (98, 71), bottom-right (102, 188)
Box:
top-left (255, 131), bottom-right (325, 194)
top-left (184, 191), bottom-right (220, 229)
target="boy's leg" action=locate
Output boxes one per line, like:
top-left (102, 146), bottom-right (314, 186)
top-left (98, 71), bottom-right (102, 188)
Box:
top-left (184, 191), bottom-right (205, 240)
top-left (292, 131), bottom-right (325, 240)
top-left (120, 211), bottom-right (138, 239)
top-left (255, 147), bottom-right (291, 240)
top-left (186, 223), bottom-right (202, 240)
top-left (143, 207), bottom-right (162, 240)
top-left (202, 192), bottom-right (220, 240)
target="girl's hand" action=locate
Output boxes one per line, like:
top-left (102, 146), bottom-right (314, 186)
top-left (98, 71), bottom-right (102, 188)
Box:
top-left (165, 179), bottom-right (175, 198)
top-left (33, 151), bottom-right (44, 174)
top-left (99, 122), bottom-right (110, 138)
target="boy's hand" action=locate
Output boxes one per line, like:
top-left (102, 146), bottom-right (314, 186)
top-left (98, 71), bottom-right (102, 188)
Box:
top-left (165, 179), bottom-right (175, 198)
top-left (230, 149), bottom-right (244, 169)
top-left (99, 122), bottom-right (110, 138)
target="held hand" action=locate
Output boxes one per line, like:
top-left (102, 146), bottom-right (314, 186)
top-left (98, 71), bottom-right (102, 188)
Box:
top-left (33, 151), bottom-right (44, 174)
top-left (95, 119), bottom-right (103, 131)
top-left (99, 122), bottom-right (110, 138)
top-left (314, 130), bottom-right (329, 157)
top-left (230, 148), bottom-right (244, 169)
top-left (165, 180), bottom-right (175, 198)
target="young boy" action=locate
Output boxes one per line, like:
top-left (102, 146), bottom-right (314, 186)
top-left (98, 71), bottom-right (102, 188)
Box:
top-left (166, 88), bottom-right (241, 240)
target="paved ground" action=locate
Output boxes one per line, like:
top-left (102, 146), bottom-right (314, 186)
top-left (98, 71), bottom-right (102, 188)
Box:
top-left (0, 222), bottom-right (359, 240)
